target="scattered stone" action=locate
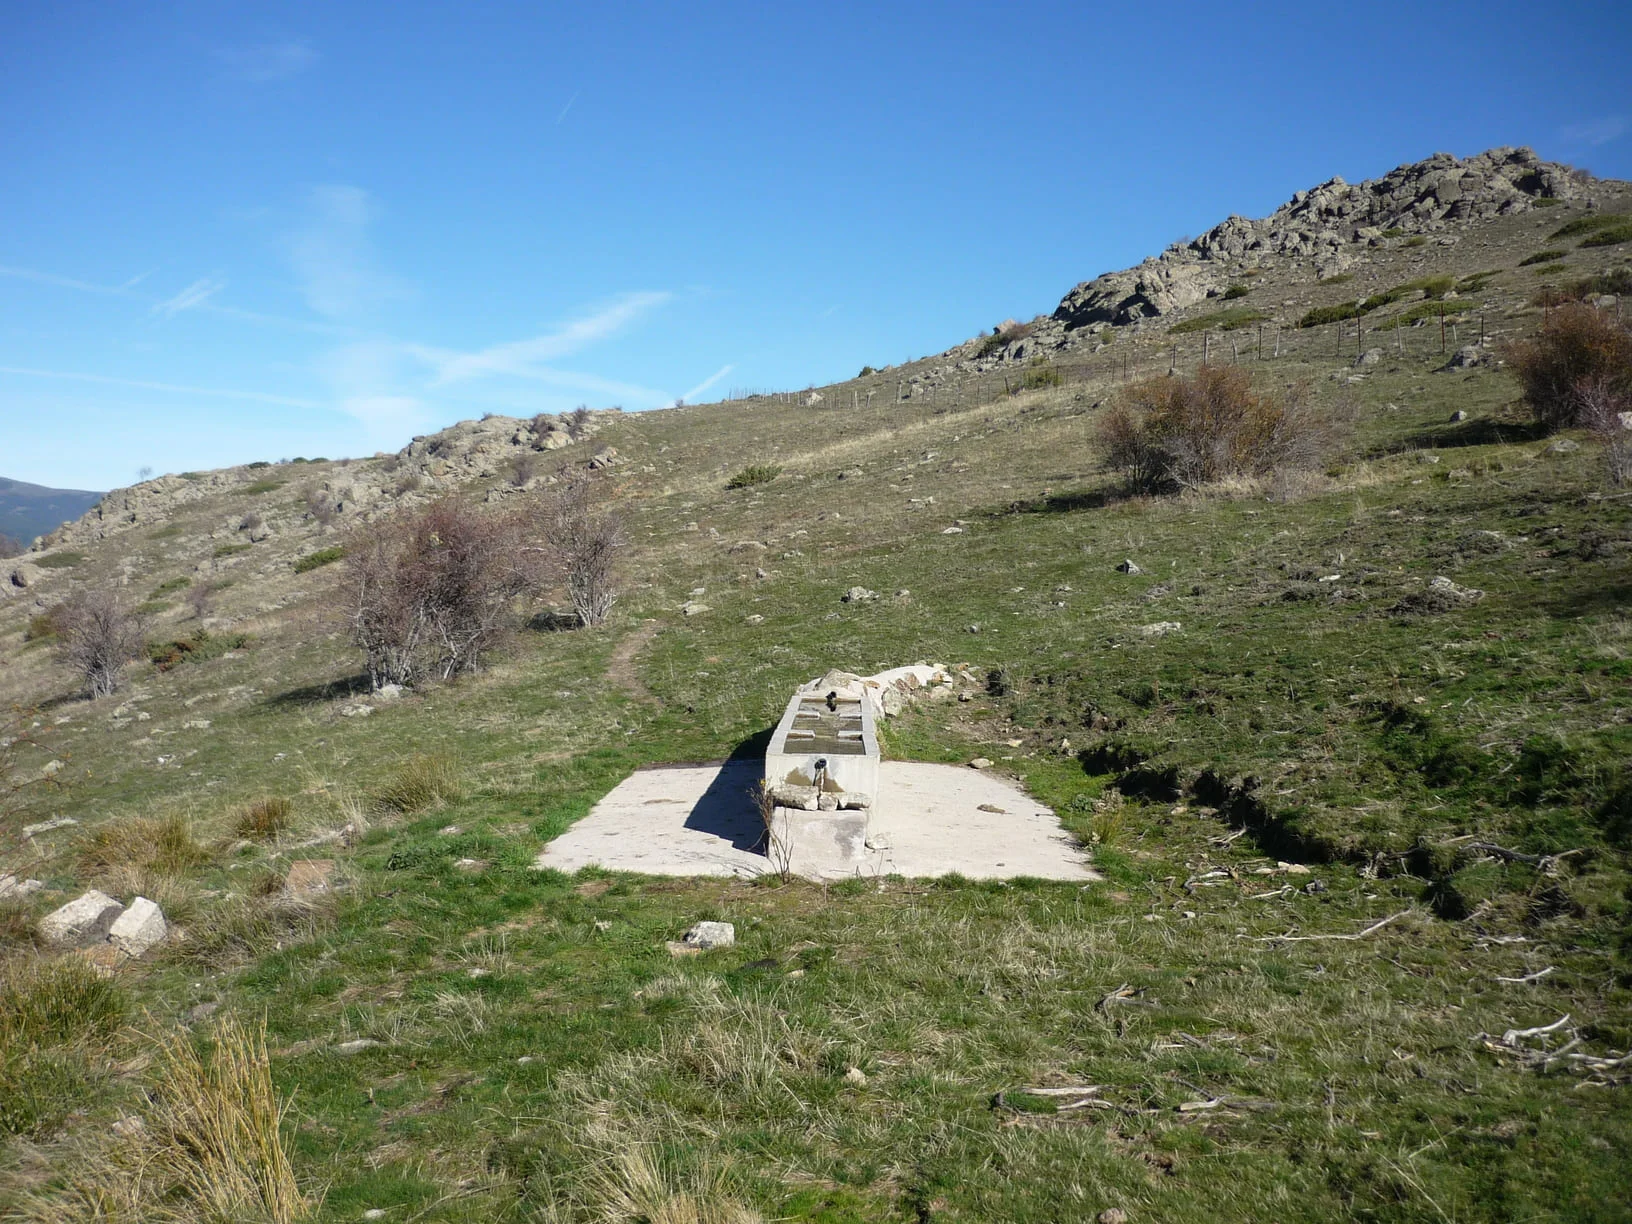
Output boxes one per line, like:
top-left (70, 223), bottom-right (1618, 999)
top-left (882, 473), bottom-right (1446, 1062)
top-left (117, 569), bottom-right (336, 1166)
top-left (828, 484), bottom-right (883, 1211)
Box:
top-left (844, 1066), bottom-right (868, 1086)
top-left (745, 614), bottom-right (764, 625)
top-left (1417, 451), bottom-right (1441, 464)
top-left (339, 703), bottom-right (374, 717)
top-left (0, 874), bottom-right (44, 899)
top-left (1450, 409), bottom-right (1469, 422)
top-left (1546, 438), bottom-right (1579, 454)
top-left (108, 896), bottom-right (168, 958)
top-left (1440, 345), bottom-right (1491, 371)
top-left (333, 1039), bottom-right (380, 1055)
top-left (111, 1116), bottom-right (146, 1139)
top-left (181, 718), bottom-right (212, 730)
top-left (1116, 559), bottom-right (1143, 575)
top-left (940, 525), bottom-right (964, 534)
top-left (682, 921), bottom-right (735, 950)
top-left (453, 858), bottom-right (485, 872)
top-left (1393, 575), bottom-right (1485, 616)
top-left (375, 683), bottom-right (404, 701)
top-left (969, 758), bottom-right (994, 770)
top-left (363, 1212), bottom-right (388, 1221)
top-left (977, 803), bottom-right (1007, 814)
top-left (1304, 879), bottom-right (1329, 895)
top-left (440, 825), bottom-right (462, 835)
top-left (1354, 347), bottom-right (1384, 367)
top-left (841, 586), bottom-right (877, 603)
top-left (1098, 1210), bottom-right (1129, 1224)
top-left (1139, 621), bottom-right (1182, 637)
top-left (21, 816), bottom-right (77, 840)
top-left (40, 891), bottom-right (125, 947)
top-left (680, 600), bottom-right (710, 616)
top-left (864, 835), bottom-right (891, 851)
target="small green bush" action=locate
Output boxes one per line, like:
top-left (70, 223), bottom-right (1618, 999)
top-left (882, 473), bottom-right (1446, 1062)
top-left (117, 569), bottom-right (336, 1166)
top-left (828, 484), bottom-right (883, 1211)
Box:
top-left (1550, 212), bottom-right (1629, 240)
top-left (246, 460), bottom-right (271, 470)
top-left (151, 576), bottom-right (190, 597)
top-left (1169, 306), bottom-right (1268, 335)
top-left (244, 479), bottom-right (283, 495)
top-left (1369, 299), bottom-right (1477, 330)
top-left (1018, 366), bottom-right (1064, 390)
top-left (146, 629), bottom-right (250, 671)
top-left (1535, 269), bottom-right (1632, 304)
top-left (1580, 223), bottom-right (1632, 248)
top-left (0, 956), bottom-right (125, 1048)
top-left (858, 365), bottom-right (878, 377)
top-left (213, 542), bottom-right (252, 558)
top-left (1520, 249), bottom-right (1568, 266)
top-left (375, 754), bottom-right (463, 813)
top-left (293, 546), bottom-right (346, 573)
top-left (1299, 301), bottom-right (1365, 328)
top-left (24, 610), bottom-right (62, 642)
top-left (725, 464), bottom-right (782, 490)
top-left (33, 552), bottom-right (83, 569)
top-left (1222, 284), bottom-right (1251, 300)
top-left (1381, 227), bottom-right (1405, 239)
top-left (1403, 235), bottom-right (1427, 248)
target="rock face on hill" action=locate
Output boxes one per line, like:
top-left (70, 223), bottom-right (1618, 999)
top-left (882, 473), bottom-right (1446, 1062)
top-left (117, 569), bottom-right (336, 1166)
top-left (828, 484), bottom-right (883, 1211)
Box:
top-left (1052, 147), bottom-right (1584, 330)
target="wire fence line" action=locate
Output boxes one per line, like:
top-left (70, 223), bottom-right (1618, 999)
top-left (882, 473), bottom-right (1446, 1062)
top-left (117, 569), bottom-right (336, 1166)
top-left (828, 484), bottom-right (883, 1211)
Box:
top-left (719, 303), bottom-right (1508, 421)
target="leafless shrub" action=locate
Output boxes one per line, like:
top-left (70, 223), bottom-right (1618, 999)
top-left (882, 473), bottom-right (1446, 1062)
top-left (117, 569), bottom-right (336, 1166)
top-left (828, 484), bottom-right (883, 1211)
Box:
top-left (55, 589), bottom-right (145, 698)
top-left (394, 471), bottom-right (424, 496)
top-left (1099, 364), bottom-right (1341, 493)
top-left (186, 582), bottom-right (214, 620)
top-left (534, 474), bottom-right (624, 627)
top-left (567, 404), bottom-right (592, 441)
top-left (341, 497), bottom-right (544, 688)
top-left (1501, 303), bottom-right (1632, 431)
top-left (1574, 374), bottom-right (1632, 485)
top-left (303, 484), bottom-right (338, 526)
top-left (508, 452), bottom-right (538, 487)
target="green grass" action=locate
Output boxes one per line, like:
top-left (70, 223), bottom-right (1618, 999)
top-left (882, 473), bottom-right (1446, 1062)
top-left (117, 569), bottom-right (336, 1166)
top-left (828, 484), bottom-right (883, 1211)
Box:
top-left (1519, 249), bottom-right (1568, 266)
top-left (32, 551), bottom-right (84, 569)
top-left (151, 576), bottom-right (191, 597)
top-left (1580, 222), bottom-right (1632, 248)
top-left (293, 545), bottom-right (346, 573)
top-left (1550, 212), bottom-right (1630, 240)
top-left (145, 629), bottom-right (251, 671)
top-left (244, 479), bottom-right (285, 495)
top-left (725, 464), bottom-right (783, 490)
top-left (1168, 306), bottom-right (1268, 335)
top-left (1221, 284), bottom-right (1251, 300)
top-left (213, 542), bottom-right (253, 558)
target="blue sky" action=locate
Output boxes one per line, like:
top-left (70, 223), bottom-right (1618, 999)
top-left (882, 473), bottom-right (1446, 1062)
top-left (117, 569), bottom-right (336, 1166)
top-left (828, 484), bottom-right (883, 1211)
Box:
top-left (2, 1), bottom-right (1629, 491)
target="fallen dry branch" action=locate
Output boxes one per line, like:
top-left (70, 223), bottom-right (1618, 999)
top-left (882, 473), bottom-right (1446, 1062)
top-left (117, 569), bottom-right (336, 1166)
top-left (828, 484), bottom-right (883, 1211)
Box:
top-left (1253, 910), bottom-right (1411, 943)
top-left (1477, 1013), bottom-right (1632, 1084)
top-left (1096, 984), bottom-right (1156, 1012)
top-left (1176, 1096), bottom-right (1277, 1114)
top-left (1494, 966), bottom-right (1555, 985)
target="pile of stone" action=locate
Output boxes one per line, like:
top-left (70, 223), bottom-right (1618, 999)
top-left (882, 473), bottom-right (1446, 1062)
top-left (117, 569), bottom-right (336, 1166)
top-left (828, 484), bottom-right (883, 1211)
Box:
top-left (796, 662), bottom-right (978, 720)
top-left (36, 889), bottom-right (169, 960)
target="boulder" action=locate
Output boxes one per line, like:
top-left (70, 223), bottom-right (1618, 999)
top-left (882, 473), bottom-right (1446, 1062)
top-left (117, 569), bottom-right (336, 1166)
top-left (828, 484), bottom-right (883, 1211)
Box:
top-left (39, 890), bottom-right (125, 947)
top-left (0, 875), bottom-right (44, 899)
top-left (841, 586), bottom-right (877, 603)
top-left (1354, 347), bottom-right (1384, 368)
top-left (108, 896), bottom-right (168, 958)
top-left (681, 921), bottom-right (735, 950)
top-left (1441, 345), bottom-right (1491, 370)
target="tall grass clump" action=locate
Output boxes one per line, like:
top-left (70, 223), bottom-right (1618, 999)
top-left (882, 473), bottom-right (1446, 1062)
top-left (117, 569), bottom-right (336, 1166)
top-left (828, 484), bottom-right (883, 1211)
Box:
top-left (78, 813), bottom-right (211, 878)
top-left (1098, 364), bottom-right (1341, 493)
top-left (725, 464), bottom-right (782, 490)
top-left (0, 956), bottom-right (125, 1139)
top-left (236, 796), bottom-right (293, 840)
top-left (374, 753), bottom-right (462, 813)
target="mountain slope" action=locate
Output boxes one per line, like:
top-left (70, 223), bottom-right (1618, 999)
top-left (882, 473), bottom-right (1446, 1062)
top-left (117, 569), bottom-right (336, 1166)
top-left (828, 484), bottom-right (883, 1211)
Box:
top-left (0, 476), bottom-right (101, 550)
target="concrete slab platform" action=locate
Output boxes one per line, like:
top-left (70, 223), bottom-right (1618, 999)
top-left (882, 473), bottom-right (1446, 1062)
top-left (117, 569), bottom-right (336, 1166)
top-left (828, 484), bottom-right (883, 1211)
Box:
top-left (534, 759), bottom-right (1096, 881)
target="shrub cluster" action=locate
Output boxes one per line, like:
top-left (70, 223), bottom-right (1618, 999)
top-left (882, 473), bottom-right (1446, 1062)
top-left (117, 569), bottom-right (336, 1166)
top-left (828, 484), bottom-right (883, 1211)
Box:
top-left (55, 589), bottom-right (144, 698)
top-left (1098, 364), bottom-right (1339, 493)
top-left (726, 464), bottom-right (782, 490)
top-left (1502, 303), bottom-right (1632, 430)
top-left (1549, 212), bottom-right (1629, 241)
top-left (293, 546), bottom-right (345, 574)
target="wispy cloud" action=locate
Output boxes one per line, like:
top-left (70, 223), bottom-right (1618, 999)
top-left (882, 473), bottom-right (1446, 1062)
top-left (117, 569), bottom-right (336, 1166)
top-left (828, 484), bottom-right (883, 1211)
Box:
top-left (556, 90), bottom-right (580, 125)
top-left (152, 277), bottom-right (226, 318)
top-left (288, 185), bottom-right (402, 319)
top-left (681, 363), bottom-right (733, 403)
top-left (215, 40), bottom-right (318, 83)
top-left (428, 292), bottom-right (672, 385)
top-left (0, 365), bottom-right (321, 408)
top-left (1561, 115), bottom-right (1629, 148)
top-left (0, 265), bottom-right (136, 297)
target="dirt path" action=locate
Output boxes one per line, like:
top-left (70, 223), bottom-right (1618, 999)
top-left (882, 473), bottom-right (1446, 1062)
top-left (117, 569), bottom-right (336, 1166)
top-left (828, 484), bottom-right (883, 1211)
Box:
top-left (606, 619), bottom-right (660, 702)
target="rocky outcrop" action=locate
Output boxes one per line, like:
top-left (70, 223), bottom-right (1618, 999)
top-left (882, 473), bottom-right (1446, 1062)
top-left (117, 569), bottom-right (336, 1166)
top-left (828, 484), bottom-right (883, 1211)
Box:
top-left (1053, 147), bottom-right (1584, 330)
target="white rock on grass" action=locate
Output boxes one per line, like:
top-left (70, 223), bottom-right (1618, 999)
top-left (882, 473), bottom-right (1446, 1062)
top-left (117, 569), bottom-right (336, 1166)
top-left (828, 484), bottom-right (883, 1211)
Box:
top-left (39, 890), bottom-right (125, 947)
top-left (0, 874), bottom-right (44, 899)
top-left (21, 816), bottom-right (77, 840)
top-left (681, 921), bottom-right (735, 950)
top-left (108, 896), bottom-right (168, 958)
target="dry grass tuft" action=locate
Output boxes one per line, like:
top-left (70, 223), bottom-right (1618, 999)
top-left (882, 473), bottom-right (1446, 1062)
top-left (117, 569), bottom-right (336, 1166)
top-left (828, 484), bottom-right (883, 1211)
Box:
top-left (374, 753), bottom-right (462, 813)
top-left (236, 796), bottom-right (293, 840)
top-left (77, 813), bottom-right (211, 878)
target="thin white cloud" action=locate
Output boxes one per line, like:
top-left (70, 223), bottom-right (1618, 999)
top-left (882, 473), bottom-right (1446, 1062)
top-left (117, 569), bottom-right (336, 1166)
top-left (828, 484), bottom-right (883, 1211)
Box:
top-left (152, 277), bottom-right (226, 318)
top-left (1561, 116), bottom-right (1628, 148)
top-left (216, 40), bottom-right (318, 83)
top-left (556, 90), bottom-right (580, 125)
top-left (681, 363), bottom-right (734, 403)
top-left (0, 265), bottom-right (136, 297)
top-left (429, 291), bottom-right (672, 385)
top-left (339, 395), bottom-right (428, 433)
top-left (0, 365), bottom-right (321, 408)
top-left (287, 185), bottom-right (401, 319)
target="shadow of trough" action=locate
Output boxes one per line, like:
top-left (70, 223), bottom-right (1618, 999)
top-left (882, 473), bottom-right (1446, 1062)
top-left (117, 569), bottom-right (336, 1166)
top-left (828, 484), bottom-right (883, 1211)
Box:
top-left (1394, 417), bottom-right (1552, 452)
top-left (264, 672), bottom-right (373, 709)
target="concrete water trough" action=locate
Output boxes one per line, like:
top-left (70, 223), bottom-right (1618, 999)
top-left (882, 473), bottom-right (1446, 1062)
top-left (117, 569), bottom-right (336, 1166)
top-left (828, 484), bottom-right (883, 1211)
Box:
top-left (764, 687), bottom-right (879, 812)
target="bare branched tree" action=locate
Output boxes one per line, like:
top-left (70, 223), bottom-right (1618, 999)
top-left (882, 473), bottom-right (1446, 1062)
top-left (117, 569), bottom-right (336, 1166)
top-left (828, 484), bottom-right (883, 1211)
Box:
top-left (342, 497), bottom-right (544, 688)
top-left (536, 475), bottom-right (623, 626)
top-left (55, 589), bottom-right (144, 699)
top-left (566, 405), bottom-right (592, 442)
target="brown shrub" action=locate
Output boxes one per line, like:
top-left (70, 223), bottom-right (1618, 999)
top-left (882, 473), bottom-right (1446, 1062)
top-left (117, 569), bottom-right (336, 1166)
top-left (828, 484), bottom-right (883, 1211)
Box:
top-left (54, 589), bottom-right (145, 698)
top-left (1099, 364), bottom-right (1339, 493)
top-left (534, 474), bottom-right (624, 627)
top-left (1502, 303), bottom-right (1632, 431)
top-left (342, 497), bottom-right (545, 687)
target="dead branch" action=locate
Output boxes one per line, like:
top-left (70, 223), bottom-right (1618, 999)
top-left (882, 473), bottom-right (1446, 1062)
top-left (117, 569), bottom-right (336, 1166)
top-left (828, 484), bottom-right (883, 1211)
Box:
top-left (1176, 1097), bottom-right (1276, 1113)
top-left (1096, 984), bottom-right (1155, 1012)
top-left (1494, 966), bottom-right (1555, 985)
top-left (1502, 1014), bottom-right (1572, 1044)
top-left (1254, 910), bottom-right (1411, 943)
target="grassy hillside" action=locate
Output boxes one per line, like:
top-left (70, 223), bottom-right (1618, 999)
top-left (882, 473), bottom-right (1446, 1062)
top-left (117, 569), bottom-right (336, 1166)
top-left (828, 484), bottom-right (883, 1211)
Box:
top-left (2, 176), bottom-right (1631, 1222)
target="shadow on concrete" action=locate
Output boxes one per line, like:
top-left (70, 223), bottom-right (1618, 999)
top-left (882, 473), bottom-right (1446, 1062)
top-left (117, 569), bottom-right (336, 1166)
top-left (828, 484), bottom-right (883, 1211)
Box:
top-left (680, 758), bottom-right (765, 853)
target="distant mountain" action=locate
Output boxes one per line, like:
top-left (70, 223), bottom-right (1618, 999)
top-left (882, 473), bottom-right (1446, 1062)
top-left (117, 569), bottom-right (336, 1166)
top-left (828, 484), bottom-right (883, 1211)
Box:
top-left (0, 476), bottom-right (103, 551)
